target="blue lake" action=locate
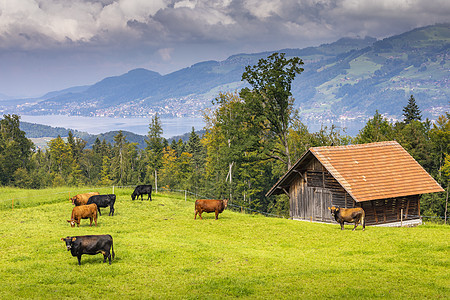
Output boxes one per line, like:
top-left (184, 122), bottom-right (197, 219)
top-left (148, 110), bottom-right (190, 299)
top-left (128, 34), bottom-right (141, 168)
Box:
top-left (20, 114), bottom-right (365, 138)
top-left (20, 115), bottom-right (206, 138)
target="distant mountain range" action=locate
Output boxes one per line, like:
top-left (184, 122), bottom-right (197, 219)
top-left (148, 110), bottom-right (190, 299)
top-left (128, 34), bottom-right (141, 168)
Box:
top-left (3, 23), bottom-right (449, 126)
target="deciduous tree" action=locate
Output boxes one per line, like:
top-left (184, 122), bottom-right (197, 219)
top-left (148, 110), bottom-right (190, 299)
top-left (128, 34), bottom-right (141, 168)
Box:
top-left (240, 52), bottom-right (304, 170)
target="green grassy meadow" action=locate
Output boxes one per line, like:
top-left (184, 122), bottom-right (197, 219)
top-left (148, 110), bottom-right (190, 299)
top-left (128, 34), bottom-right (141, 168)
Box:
top-left (0, 187), bottom-right (449, 299)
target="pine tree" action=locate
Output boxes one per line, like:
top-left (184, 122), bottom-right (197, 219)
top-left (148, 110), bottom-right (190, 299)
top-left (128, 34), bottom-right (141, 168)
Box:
top-left (403, 95), bottom-right (422, 124)
top-left (146, 114), bottom-right (165, 189)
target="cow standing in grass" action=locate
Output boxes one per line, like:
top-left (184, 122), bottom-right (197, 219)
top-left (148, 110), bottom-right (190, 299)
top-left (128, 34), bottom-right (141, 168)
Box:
top-left (61, 235), bottom-right (115, 265)
top-left (194, 199), bottom-right (228, 220)
top-left (131, 185), bottom-right (152, 201)
top-left (328, 206), bottom-right (365, 231)
top-left (86, 194), bottom-right (116, 216)
top-left (67, 204), bottom-right (98, 227)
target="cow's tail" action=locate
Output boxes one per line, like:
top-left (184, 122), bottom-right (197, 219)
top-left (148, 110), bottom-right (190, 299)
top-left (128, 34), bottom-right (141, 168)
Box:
top-left (111, 236), bottom-right (115, 260)
top-left (362, 210), bottom-right (366, 231)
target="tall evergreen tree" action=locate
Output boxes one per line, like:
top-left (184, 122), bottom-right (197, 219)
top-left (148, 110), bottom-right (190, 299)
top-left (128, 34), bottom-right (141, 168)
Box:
top-left (146, 114), bottom-right (165, 188)
top-left (403, 95), bottom-right (422, 124)
top-left (111, 131), bottom-right (128, 185)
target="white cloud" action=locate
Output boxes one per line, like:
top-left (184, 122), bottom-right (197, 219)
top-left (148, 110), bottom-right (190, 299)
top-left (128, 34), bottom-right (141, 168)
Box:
top-left (158, 47), bottom-right (173, 61)
top-left (174, 0), bottom-right (197, 9)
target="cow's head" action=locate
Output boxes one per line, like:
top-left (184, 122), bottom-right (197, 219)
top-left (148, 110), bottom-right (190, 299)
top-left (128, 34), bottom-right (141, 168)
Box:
top-left (131, 193), bottom-right (136, 200)
top-left (61, 237), bottom-right (77, 250)
top-left (223, 199), bottom-right (229, 208)
top-left (67, 219), bottom-right (76, 227)
top-left (328, 206), bottom-right (340, 216)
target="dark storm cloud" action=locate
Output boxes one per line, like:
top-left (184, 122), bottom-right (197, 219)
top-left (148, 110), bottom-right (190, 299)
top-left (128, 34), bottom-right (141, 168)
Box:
top-left (2, 0), bottom-right (450, 48)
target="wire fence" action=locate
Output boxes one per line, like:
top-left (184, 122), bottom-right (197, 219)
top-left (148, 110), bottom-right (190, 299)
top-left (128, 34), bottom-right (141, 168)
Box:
top-left (0, 185), bottom-right (447, 224)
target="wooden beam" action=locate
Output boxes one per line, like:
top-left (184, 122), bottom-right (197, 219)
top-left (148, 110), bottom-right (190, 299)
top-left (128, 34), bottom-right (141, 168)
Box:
top-left (292, 169), bottom-right (304, 180)
top-left (405, 198), bottom-right (411, 219)
top-left (345, 193), bottom-right (347, 208)
top-left (371, 201), bottom-right (378, 224)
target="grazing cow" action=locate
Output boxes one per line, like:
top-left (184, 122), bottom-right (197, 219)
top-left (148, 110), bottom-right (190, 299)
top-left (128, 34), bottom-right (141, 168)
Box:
top-left (61, 235), bottom-right (115, 265)
top-left (328, 206), bottom-right (365, 231)
top-left (194, 199), bottom-right (229, 220)
top-left (70, 192), bottom-right (99, 206)
top-left (67, 203), bottom-right (98, 227)
top-left (86, 194), bottom-right (116, 216)
top-left (131, 185), bottom-right (152, 201)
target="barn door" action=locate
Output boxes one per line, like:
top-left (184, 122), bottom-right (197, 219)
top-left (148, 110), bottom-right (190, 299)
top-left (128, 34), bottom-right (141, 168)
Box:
top-left (311, 187), bottom-right (333, 222)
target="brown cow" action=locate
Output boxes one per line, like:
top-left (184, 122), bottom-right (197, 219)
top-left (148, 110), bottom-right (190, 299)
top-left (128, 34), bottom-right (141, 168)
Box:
top-left (328, 206), bottom-right (365, 231)
top-left (67, 204), bottom-right (98, 227)
top-left (70, 192), bottom-right (99, 206)
top-left (194, 199), bottom-right (228, 220)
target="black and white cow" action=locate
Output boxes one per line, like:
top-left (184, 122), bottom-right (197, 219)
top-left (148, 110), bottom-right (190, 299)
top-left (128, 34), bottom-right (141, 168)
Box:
top-left (61, 235), bottom-right (115, 265)
top-left (131, 185), bottom-right (152, 201)
top-left (86, 194), bottom-right (116, 216)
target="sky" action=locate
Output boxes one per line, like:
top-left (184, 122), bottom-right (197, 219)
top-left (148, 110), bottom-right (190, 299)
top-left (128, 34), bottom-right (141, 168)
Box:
top-left (0, 0), bottom-right (449, 98)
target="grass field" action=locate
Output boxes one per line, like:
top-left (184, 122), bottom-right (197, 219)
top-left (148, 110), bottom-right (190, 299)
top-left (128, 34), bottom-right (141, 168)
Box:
top-left (0, 187), bottom-right (449, 299)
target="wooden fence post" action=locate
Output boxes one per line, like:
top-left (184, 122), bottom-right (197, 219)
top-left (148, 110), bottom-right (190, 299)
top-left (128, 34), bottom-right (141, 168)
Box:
top-left (401, 208), bottom-right (403, 227)
top-left (445, 184), bottom-right (448, 225)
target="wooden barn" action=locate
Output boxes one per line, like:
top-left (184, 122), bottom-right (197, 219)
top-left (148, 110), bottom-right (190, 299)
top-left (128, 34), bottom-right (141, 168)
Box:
top-left (266, 141), bottom-right (444, 226)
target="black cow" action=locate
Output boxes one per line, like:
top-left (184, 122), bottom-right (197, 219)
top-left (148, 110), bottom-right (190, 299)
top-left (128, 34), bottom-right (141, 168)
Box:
top-left (61, 235), bottom-right (115, 265)
top-left (86, 194), bottom-right (116, 216)
top-left (131, 185), bottom-right (152, 201)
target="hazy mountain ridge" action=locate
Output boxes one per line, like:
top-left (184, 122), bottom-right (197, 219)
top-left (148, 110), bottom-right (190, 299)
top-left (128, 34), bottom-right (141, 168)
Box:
top-left (20, 121), bottom-right (204, 150)
top-left (20, 121), bottom-right (148, 149)
top-left (4, 24), bottom-right (450, 122)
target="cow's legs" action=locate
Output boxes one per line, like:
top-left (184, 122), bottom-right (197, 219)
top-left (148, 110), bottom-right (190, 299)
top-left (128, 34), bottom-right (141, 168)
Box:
top-left (89, 217), bottom-right (93, 226)
top-left (352, 222), bottom-right (358, 231)
top-left (215, 209), bottom-right (219, 220)
top-left (103, 252), bottom-right (112, 264)
top-left (340, 221), bottom-right (344, 230)
top-left (98, 207), bottom-right (102, 216)
top-left (109, 206), bottom-right (114, 216)
top-left (77, 255), bottom-right (82, 265)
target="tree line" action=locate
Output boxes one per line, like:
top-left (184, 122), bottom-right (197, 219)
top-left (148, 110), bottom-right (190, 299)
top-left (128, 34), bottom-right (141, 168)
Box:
top-left (1, 53), bottom-right (449, 218)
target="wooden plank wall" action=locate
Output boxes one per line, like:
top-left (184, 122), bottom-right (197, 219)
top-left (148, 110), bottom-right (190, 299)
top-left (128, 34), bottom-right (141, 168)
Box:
top-left (360, 195), bottom-right (420, 225)
top-left (289, 157), bottom-right (335, 222)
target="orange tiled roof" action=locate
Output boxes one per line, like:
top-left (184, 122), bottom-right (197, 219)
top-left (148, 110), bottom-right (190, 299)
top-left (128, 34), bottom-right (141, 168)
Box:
top-left (310, 141), bottom-right (444, 202)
